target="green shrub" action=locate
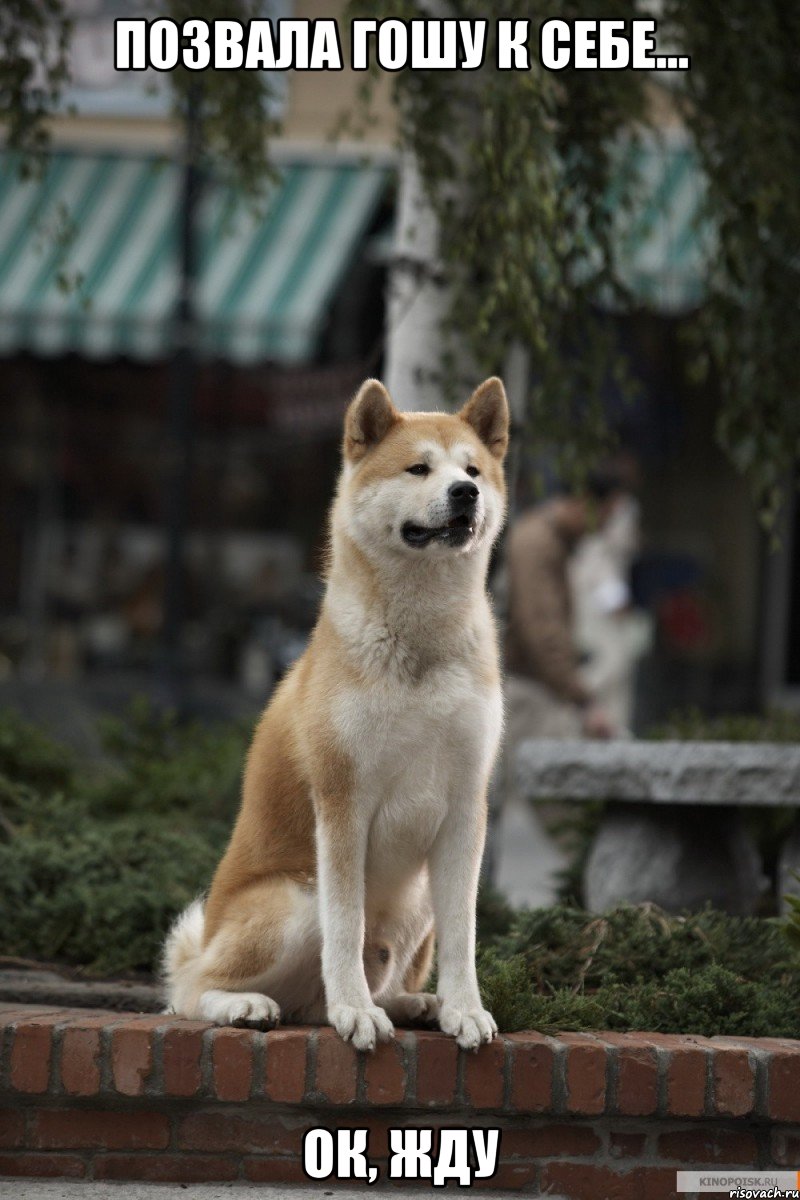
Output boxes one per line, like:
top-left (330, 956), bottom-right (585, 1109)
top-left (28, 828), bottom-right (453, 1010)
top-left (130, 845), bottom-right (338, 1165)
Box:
top-left (475, 903), bottom-right (800, 1037)
top-left (0, 708), bottom-right (74, 791)
top-left (493, 903), bottom-right (795, 989)
top-left (89, 697), bottom-right (248, 820)
top-left (0, 701), bottom-right (246, 975)
top-left (648, 706), bottom-right (800, 743)
top-left (0, 811), bottom-right (226, 974)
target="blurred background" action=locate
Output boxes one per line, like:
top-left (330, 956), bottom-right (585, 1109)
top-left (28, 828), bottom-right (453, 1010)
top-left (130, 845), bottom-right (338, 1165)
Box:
top-left (0, 0), bottom-right (796, 742)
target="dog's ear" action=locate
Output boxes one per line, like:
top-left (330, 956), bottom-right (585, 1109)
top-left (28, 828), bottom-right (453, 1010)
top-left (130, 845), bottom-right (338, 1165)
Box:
top-left (459, 377), bottom-right (509, 460)
top-left (344, 379), bottom-right (400, 462)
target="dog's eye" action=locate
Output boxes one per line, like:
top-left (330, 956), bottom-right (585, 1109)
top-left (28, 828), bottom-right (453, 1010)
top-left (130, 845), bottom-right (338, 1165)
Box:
top-left (406, 463), bottom-right (430, 476)
top-left (466, 465), bottom-right (480, 478)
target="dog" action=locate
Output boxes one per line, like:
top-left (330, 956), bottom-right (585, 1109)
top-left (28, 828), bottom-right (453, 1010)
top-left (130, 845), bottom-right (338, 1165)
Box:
top-left (163, 376), bottom-right (509, 1051)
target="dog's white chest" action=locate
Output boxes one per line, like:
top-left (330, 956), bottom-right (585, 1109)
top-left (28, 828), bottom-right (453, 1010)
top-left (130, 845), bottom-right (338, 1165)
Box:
top-left (333, 662), bottom-right (501, 886)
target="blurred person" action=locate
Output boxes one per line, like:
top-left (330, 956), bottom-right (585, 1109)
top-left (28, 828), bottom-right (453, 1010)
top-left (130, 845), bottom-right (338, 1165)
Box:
top-left (570, 489), bottom-right (653, 733)
top-left (487, 469), bottom-right (630, 907)
top-left (488, 469), bottom-right (628, 908)
top-left (503, 468), bottom-right (627, 744)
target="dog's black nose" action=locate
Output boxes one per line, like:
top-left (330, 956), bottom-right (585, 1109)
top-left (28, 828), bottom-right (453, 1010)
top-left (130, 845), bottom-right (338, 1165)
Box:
top-left (448, 480), bottom-right (479, 508)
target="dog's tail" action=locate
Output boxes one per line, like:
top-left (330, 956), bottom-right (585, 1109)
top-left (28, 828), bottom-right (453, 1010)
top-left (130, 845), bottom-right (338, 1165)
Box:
top-left (161, 898), bottom-right (206, 1014)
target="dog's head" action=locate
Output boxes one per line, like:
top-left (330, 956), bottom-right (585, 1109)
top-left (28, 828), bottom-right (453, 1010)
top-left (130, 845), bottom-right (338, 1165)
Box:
top-left (336, 378), bottom-right (509, 562)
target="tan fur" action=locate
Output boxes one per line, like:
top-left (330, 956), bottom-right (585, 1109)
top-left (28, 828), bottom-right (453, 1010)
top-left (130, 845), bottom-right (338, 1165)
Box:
top-left (163, 377), bottom-right (509, 1050)
top-left (403, 928), bottom-right (436, 994)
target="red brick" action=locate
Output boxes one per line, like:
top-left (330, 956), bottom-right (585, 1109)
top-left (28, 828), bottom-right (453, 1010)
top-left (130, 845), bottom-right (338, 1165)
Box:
top-left (415, 1031), bottom-right (457, 1106)
top-left (344, 1115), bottom-right (393, 1158)
top-left (0, 1107), bottom-right (25, 1148)
top-left (562, 1033), bottom-right (606, 1116)
top-left (658, 1127), bottom-right (758, 1165)
top-left (211, 1027), bottom-right (254, 1101)
top-left (541, 1162), bottom-right (638, 1200)
top-left (771, 1130), bottom-right (800, 1166)
top-left (508, 1033), bottom-right (555, 1114)
top-left (712, 1035), bottom-right (784, 1051)
top-left (31, 1109), bottom-right (169, 1151)
top-left (364, 1035), bottom-right (408, 1105)
top-left (60, 1026), bottom-right (103, 1097)
top-left (666, 1044), bottom-right (708, 1117)
top-left (769, 1048), bottom-right (800, 1122)
top-left (177, 1111), bottom-right (303, 1155)
top-left (110, 1024), bottom-right (156, 1096)
top-left (244, 1157), bottom-right (310, 1183)
top-left (9, 1016), bottom-right (62, 1093)
top-left (95, 1154), bottom-right (239, 1183)
top-left (314, 1028), bottom-right (358, 1104)
top-left (263, 1028), bottom-right (308, 1103)
top-left (480, 1162), bottom-right (538, 1190)
top-left (636, 1031), bottom-right (711, 1120)
top-left (609, 1131), bottom-right (648, 1159)
top-left (640, 1166), bottom-right (683, 1200)
top-left (602, 1034), bottom-right (658, 1116)
top-left (502, 1123), bottom-right (601, 1158)
top-left (0, 1006), bottom-right (64, 1026)
top-left (541, 1163), bottom-right (677, 1200)
top-left (161, 1022), bottom-right (207, 1097)
top-left (0, 1152), bottom-right (86, 1178)
top-left (713, 1047), bottom-right (755, 1117)
top-left (463, 1036), bottom-right (505, 1109)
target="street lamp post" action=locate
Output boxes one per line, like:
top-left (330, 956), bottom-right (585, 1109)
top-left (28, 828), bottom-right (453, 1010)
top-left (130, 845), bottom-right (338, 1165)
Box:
top-left (160, 84), bottom-right (203, 714)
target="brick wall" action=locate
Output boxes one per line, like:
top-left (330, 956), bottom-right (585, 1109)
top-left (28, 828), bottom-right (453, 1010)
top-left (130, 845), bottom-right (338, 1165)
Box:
top-left (1, 1004), bottom-right (799, 1197)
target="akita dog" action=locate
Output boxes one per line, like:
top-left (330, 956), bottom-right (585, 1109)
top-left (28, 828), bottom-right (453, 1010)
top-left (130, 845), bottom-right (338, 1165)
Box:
top-left (163, 376), bottom-right (509, 1051)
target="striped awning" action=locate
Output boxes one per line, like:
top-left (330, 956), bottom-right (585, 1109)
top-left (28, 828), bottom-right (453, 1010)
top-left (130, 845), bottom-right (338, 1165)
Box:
top-left (0, 151), bottom-right (389, 363)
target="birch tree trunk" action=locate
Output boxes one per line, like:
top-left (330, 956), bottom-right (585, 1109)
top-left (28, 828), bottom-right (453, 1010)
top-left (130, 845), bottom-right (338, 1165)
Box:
top-left (383, 151), bottom-right (452, 412)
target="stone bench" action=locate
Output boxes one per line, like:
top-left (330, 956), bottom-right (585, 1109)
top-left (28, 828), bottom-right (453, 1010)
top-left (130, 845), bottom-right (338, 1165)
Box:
top-left (516, 740), bottom-right (800, 914)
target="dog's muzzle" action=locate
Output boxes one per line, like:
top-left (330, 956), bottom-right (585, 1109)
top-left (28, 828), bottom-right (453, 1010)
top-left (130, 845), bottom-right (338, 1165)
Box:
top-left (401, 482), bottom-right (480, 548)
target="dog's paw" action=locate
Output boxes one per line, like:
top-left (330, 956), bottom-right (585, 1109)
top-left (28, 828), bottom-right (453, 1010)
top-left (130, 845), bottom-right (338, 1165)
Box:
top-left (329, 1003), bottom-right (394, 1051)
top-left (438, 1002), bottom-right (497, 1050)
top-left (384, 992), bottom-right (440, 1025)
top-left (199, 989), bottom-right (281, 1029)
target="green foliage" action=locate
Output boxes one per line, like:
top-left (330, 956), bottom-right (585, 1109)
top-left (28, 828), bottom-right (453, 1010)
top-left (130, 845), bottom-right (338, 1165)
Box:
top-left (481, 953), bottom-right (800, 1038)
top-left (665, 0), bottom-right (800, 528)
top-left (350, 0), bottom-right (647, 482)
top-left (649, 706), bottom-right (800, 744)
top-left (477, 902), bottom-right (800, 1037)
top-left (0, 0), bottom-right (71, 164)
top-left (90, 696), bottom-right (247, 820)
top-left (477, 947), bottom-right (607, 1034)
top-left (492, 903), bottom-right (794, 989)
top-left (1, 0), bottom-right (278, 196)
top-left (0, 707), bottom-right (74, 791)
top-left (159, 0), bottom-right (280, 198)
top-left (0, 702), bottom-right (247, 974)
top-left (0, 804), bottom-right (223, 975)
top-left (348, 1), bottom-right (800, 517)
top-left (785, 874), bottom-right (800, 954)
top-left (475, 881), bottom-right (516, 941)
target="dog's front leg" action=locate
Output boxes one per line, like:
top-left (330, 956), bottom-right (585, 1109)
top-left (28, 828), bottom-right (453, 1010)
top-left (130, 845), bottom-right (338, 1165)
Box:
top-left (428, 796), bottom-right (497, 1050)
top-left (316, 809), bottom-right (394, 1051)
